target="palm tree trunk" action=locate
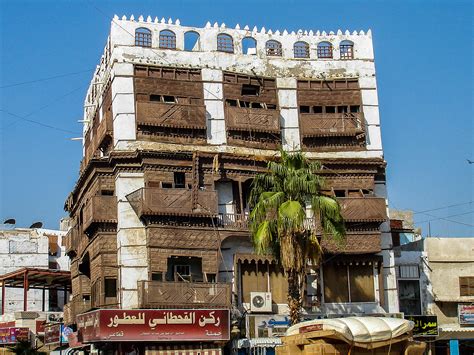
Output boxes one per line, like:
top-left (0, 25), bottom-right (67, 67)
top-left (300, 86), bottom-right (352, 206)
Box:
top-left (287, 269), bottom-right (302, 326)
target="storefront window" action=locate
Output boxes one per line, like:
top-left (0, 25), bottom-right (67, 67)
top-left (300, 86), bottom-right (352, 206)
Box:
top-left (323, 263), bottom-right (375, 303)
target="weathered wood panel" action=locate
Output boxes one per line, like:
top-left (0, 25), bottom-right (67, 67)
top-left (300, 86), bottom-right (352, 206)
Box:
top-left (300, 113), bottom-right (364, 137)
top-left (127, 187), bottom-right (218, 216)
top-left (83, 196), bottom-right (117, 233)
top-left (138, 281), bottom-right (231, 308)
top-left (225, 107), bottom-right (280, 133)
top-left (136, 102), bottom-right (206, 129)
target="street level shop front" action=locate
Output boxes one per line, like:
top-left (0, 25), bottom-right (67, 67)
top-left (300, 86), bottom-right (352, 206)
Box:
top-left (76, 309), bottom-right (230, 355)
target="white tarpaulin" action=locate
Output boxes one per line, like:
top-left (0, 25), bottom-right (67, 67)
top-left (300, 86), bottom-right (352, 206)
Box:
top-left (286, 317), bottom-right (414, 343)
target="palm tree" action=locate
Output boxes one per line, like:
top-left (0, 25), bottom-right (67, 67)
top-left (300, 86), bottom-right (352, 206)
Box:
top-left (248, 150), bottom-right (345, 325)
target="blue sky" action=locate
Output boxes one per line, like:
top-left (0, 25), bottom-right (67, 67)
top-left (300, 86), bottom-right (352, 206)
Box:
top-left (0, 0), bottom-right (472, 236)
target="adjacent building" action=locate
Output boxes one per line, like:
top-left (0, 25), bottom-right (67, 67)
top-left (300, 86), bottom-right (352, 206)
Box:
top-left (63, 15), bottom-right (398, 353)
top-left (0, 221), bottom-right (69, 314)
top-left (0, 221), bottom-right (71, 348)
top-left (393, 215), bottom-right (474, 355)
top-left (425, 238), bottom-right (474, 354)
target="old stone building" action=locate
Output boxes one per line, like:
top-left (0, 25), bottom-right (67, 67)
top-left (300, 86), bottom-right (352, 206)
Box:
top-left (63, 15), bottom-right (398, 353)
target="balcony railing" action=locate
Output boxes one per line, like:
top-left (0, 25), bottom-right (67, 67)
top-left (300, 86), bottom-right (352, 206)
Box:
top-left (63, 299), bottom-right (92, 325)
top-left (136, 101), bottom-right (207, 129)
top-left (127, 187), bottom-right (218, 217)
top-left (300, 112), bottom-right (364, 137)
top-left (83, 195), bottom-right (117, 233)
top-left (138, 281), bottom-right (232, 308)
top-left (217, 213), bottom-right (249, 230)
top-left (339, 197), bottom-right (387, 222)
top-left (225, 107), bottom-right (280, 133)
top-left (216, 198), bottom-right (386, 230)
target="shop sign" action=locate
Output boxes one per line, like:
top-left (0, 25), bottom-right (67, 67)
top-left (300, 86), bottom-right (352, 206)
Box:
top-left (35, 320), bottom-right (46, 334)
top-left (44, 324), bottom-right (72, 345)
top-left (459, 305), bottom-right (474, 325)
top-left (249, 315), bottom-right (291, 338)
top-left (0, 327), bottom-right (29, 344)
top-left (77, 309), bottom-right (230, 342)
top-left (404, 315), bottom-right (438, 336)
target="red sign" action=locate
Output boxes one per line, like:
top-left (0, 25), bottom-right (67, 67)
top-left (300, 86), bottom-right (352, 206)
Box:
top-left (44, 324), bottom-right (61, 345)
top-left (0, 322), bottom-right (15, 329)
top-left (0, 327), bottom-right (29, 344)
top-left (36, 320), bottom-right (46, 334)
top-left (77, 309), bottom-right (230, 342)
top-left (299, 323), bottom-right (323, 334)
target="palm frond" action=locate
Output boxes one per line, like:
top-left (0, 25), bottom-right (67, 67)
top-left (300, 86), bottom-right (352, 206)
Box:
top-left (252, 220), bottom-right (275, 254)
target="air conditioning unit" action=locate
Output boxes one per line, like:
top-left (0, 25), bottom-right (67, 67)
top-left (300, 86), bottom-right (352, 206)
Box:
top-left (250, 292), bottom-right (272, 313)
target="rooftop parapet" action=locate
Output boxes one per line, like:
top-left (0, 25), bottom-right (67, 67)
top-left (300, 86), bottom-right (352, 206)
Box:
top-left (109, 15), bottom-right (374, 61)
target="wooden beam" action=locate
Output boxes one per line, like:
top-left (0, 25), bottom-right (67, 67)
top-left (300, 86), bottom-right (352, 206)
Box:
top-left (23, 270), bottom-right (28, 311)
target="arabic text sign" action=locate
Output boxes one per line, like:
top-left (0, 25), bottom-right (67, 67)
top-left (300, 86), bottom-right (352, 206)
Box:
top-left (0, 327), bottom-right (29, 344)
top-left (459, 305), bottom-right (474, 325)
top-left (77, 309), bottom-right (230, 342)
top-left (404, 315), bottom-right (438, 336)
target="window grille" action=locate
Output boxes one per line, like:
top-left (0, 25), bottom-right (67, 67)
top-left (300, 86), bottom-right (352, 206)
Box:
top-left (217, 34), bottom-right (234, 53)
top-left (396, 264), bottom-right (420, 279)
top-left (266, 40), bottom-right (282, 56)
top-left (135, 28), bottom-right (152, 47)
top-left (317, 42), bottom-right (333, 58)
top-left (159, 30), bottom-right (176, 49)
top-left (294, 41), bottom-right (310, 58)
top-left (340, 41), bottom-right (354, 60)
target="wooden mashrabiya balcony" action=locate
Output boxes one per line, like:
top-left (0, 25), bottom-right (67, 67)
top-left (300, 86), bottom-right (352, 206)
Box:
top-left (63, 298), bottom-right (92, 325)
top-left (225, 106), bottom-right (280, 133)
top-left (82, 195), bottom-right (118, 234)
top-left (94, 112), bottom-right (113, 147)
top-left (126, 187), bottom-right (218, 218)
top-left (300, 112), bottom-right (365, 138)
top-left (338, 197), bottom-right (387, 222)
top-left (136, 101), bottom-right (207, 129)
top-left (138, 281), bottom-right (232, 308)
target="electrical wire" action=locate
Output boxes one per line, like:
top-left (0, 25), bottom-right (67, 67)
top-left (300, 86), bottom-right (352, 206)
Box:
top-left (0, 84), bottom-right (86, 134)
top-left (413, 201), bottom-right (473, 215)
top-left (0, 69), bottom-right (94, 89)
top-left (415, 211), bottom-right (474, 227)
top-left (0, 109), bottom-right (79, 135)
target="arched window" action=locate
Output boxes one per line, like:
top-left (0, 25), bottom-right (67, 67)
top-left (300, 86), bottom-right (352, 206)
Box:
top-left (317, 42), bottom-right (333, 58)
top-left (242, 37), bottom-right (257, 55)
top-left (340, 40), bottom-right (354, 60)
top-left (266, 40), bottom-right (282, 56)
top-left (184, 31), bottom-right (200, 51)
top-left (159, 30), bottom-right (176, 49)
top-left (294, 41), bottom-right (309, 58)
top-left (135, 28), bottom-right (152, 47)
top-left (217, 33), bottom-right (234, 53)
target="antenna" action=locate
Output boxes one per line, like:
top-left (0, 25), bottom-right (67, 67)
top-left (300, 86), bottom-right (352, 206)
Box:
top-left (3, 219), bottom-right (15, 224)
top-left (30, 222), bottom-right (43, 229)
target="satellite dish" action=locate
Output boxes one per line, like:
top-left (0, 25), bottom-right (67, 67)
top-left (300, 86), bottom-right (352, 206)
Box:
top-left (4, 219), bottom-right (15, 224)
top-left (30, 222), bottom-right (43, 229)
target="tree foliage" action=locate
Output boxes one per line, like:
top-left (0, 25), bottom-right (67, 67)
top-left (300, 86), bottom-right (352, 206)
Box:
top-left (249, 150), bottom-right (345, 324)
